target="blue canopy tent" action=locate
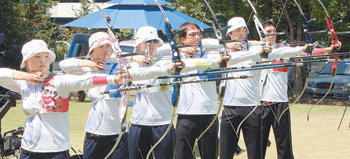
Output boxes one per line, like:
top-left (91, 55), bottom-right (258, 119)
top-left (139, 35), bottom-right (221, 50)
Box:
top-left (63, 5), bottom-right (211, 30)
top-left (105, 0), bottom-right (174, 5)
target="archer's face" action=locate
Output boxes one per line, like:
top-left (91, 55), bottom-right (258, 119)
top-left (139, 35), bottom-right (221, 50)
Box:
top-left (136, 40), bottom-right (160, 56)
top-left (263, 24), bottom-right (277, 44)
top-left (24, 52), bottom-right (51, 73)
top-left (181, 26), bottom-right (202, 46)
top-left (90, 44), bottom-right (112, 62)
top-left (228, 26), bottom-right (247, 40)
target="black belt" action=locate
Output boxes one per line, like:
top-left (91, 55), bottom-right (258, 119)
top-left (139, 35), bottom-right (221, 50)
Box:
top-left (20, 148), bottom-right (69, 155)
top-left (86, 132), bottom-right (115, 138)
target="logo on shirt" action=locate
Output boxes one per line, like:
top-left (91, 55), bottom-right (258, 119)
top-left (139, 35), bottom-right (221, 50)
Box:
top-left (39, 74), bottom-right (69, 113)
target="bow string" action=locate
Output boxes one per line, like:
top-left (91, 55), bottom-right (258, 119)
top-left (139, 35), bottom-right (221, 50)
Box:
top-left (307, 0), bottom-right (341, 120)
top-left (191, 0), bottom-right (230, 154)
top-left (146, 0), bottom-right (183, 158)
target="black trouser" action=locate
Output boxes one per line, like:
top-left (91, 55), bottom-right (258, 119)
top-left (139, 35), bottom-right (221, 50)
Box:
top-left (220, 106), bottom-right (262, 159)
top-left (175, 114), bottom-right (218, 159)
top-left (261, 102), bottom-right (294, 159)
top-left (83, 133), bottom-right (128, 159)
top-left (128, 124), bottom-right (175, 159)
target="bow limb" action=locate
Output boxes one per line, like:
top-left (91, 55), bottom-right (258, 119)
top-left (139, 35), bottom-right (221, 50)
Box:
top-left (245, 0), bottom-right (271, 56)
top-left (146, 1), bottom-right (182, 158)
top-left (87, 1), bottom-right (131, 158)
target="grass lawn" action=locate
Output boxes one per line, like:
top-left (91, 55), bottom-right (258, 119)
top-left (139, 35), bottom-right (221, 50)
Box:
top-left (2, 100), bottom-right (350, 158)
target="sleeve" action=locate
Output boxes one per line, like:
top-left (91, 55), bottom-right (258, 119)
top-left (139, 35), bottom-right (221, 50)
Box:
top-left (201, 39), bottom-right (220, 51)
top-left (0, 68), bottom-right (21, 93)
top-left (159, 50), bottom-right (259, 74)
top-left (228, 49), bottom-right (261, 65)
top-left (156, 44), bottom-right (172, 56)
top-left (156, 39), bottom-right (221, 56)
top-left (181, 56), bottom-right (220, 72)
top-left (54, 74), bottom-right (116, 98)
top-left (312, 48), bottom-right (325, 55)
top-left (129, 62), bottom-right (169, 81)
top-left (268, 46), bottom-right (303, 59)
top-left (58, 58), bottom-right (86, 75)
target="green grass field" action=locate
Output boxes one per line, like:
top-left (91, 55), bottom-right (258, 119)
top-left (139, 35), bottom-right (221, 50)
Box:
top-left (2, 100), bottom-right (350, 158)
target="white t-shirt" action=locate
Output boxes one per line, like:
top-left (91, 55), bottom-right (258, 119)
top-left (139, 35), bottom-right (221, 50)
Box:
top-left (0, 68), bottom-right (115, 152)
top-left (261, 46), bottom-right (304, 102)
top-left (59, 57), bottom-right (171, 134)
top-left (224, 45), bottom-right (304, 106)
top-left (129, 58), bottom-right (173, 125)
top-left (176, 51), bottom-right (219, 115)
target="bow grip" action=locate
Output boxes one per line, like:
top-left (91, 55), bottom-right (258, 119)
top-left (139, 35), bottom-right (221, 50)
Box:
top-left (172, 65), bottom-right (182, 75)
top-left (305, 45), bottom-right (314, 56)
top-left (331, 56), bottom-right (339, 75)
top-left (219, 60), bottom-right (227, 68)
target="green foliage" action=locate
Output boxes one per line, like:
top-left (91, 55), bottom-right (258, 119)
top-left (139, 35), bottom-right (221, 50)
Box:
top-left (170, 0), bottom-right (349, 51)
top-left (54, 42), bottom-right (69, 61)
top-left (73, 0), bottom-right (93, 18)
top-left (58, 0), bottom-right (95, 42)
top-left (1, 0), bottom-right (349, 69)
top-left (0, 0), bottom-right (58, 69)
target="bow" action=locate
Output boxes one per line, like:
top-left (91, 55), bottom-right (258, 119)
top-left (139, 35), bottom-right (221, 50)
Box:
top-left (245, 0), bottom-right (271, 57)
top-left (291, 0), bottom-right (315, 105)
top-left (305, 0), bottom-right (341, 121)
top-left (312, 0), bottom-right (340, 105)
top-left (274, 0), bottom-right (316, 125)
top-left (146, 0), bottom-right (182, 158)
top-left (87, 1), bottom-right (131, 158)
top-left (234, 0), bottom-right (272, 136)
top-left (190, 1), bottom-right (229, 154)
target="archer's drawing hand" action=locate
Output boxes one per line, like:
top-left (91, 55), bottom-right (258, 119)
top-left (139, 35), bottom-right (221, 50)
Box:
top-left (79, 59), bottom-right (104, 70)
top-left (218, 54), bottom-right (231, 65)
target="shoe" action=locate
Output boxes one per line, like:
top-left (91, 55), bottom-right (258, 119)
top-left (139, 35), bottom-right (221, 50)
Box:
top-left (234, 146), bottom-right (246, 155)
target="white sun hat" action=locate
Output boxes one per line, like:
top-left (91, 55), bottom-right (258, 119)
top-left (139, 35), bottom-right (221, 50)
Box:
top-left (226, 17), bottom-right (249, 36)
top-left (20, 39), bottom-right (56, 68)
top-left (135, 26), bottom-right (163, 47)
top-left (88, 32), bottom-right (111, 55)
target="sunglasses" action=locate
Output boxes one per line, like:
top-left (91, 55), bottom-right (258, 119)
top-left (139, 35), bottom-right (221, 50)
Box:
top-left (187, 31), bottom-right (202, 37)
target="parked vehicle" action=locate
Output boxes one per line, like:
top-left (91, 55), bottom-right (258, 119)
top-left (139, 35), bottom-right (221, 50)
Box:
top-left (65, 33), bottom-right (135, 101)
top-left (306, 60), bottom-right (350, 100)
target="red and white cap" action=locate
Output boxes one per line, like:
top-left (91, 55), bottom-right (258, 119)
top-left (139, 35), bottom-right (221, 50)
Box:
top-left (88, 32), bottom-right (111, 55)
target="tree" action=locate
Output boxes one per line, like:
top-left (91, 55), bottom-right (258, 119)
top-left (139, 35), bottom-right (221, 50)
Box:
top-left (170, 0), bottom-right (349, 100)
top-left (0, 0), bottom-right (58, 69)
